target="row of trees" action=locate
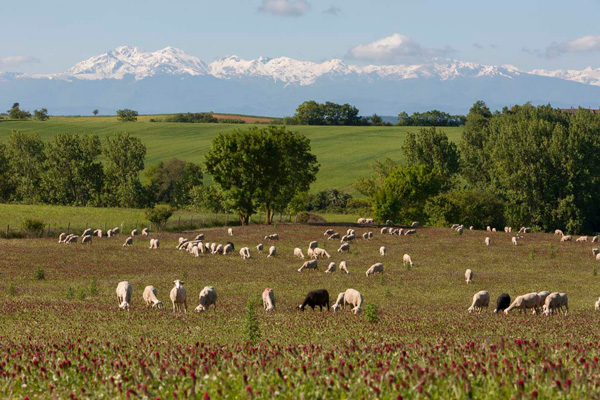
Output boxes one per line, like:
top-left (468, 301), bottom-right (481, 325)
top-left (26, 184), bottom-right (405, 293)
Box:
top-left (396, 110), bottom-right (466, 127)
top-left (6, 103), bottom-right (49, 121)
top-left (361, 101), bottom-right (600, 233)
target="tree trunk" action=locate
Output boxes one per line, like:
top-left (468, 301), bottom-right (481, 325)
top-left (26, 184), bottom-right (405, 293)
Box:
top-left (240, 214), bottom-right (250, 225)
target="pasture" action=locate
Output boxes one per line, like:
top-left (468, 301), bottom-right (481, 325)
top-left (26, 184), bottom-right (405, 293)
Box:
top-left (2, 224), bottom-right (600, 398)
top-left (0, 118), bottom-right (463, 192)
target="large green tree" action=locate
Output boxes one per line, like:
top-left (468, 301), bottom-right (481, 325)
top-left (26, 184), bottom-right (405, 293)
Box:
top-left (145, 158), bottom-right (203, 207)
top-left (6, 131), bottom-right (45, 203)
top-left (205, 126), bottom-right (319, 224)
top-left (0, 144), bottom-right (13, 201)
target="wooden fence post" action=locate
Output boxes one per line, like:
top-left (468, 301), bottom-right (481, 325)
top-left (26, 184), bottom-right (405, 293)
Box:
top-left (67, 222), bottom-right (70, 235)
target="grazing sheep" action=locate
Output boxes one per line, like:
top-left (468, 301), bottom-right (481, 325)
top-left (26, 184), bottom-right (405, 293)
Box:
top-left (576, 236), bottom-right (588, 242)
top-left (191, 246), bottom-right (200, 257)
top-left (519, 227), bottom-right (531, 234)
top-left (592, 248), bottom-right (599, 257)
top-left (381, 227), bottom-right (388, 234)
top-left (107, 229), bottom-right (113, 238)
top-left (223, 243), bottom-right (234, 255)
top-left (456, 227), bottom-right (464, 235)
top-left (327, 233), bottom-right (340, 240)
top-left (212, 243), bottom-right (223, 254)
top-left (366, 263), bottom-right (384, 277)
top-left (65, 235), bottom-right (78, 244)
top-left (597, 253), bottom-right (600, 261)
top-left (504, 293), bottom-right (540, 314)
top-left (592, 236), bottom-right (598, 243)
top-left (265, 234), bottom-right (279, 241)
top-left (486, 226), bottom-right (491, 232)
top-left (494, 293), bottom-right (511, 313)
top-left (542, 292), bottom-right (561, 315)
top-left (357, 218), bottom-right (366, 224)
top-left (380, 246), bottom-right (386, 257)
top-left (362, 232), bottom-right (369, 240)
top-left (404, 229), bottom-right (416, 235)
top-left (403, 254), bottom-right (414, 268)
top-left (256, 243), bottom-right (263, 252)
top-left (469, 226), bottom-right (474, 230)
top-left (312, 248), bottom-right (331, 259)
top-left (554, 229), bottom-right (564, 236)
top-left (338, 243), bottom-right (350, 253)
top-left (169, 280), bottom-right (187, 313)
top-left (240, 247), bottom-right (251, 259)
top-left (558, 293), bottom-right (569, 315)
top-left (511, 237), bottom-right (518, 245)
top-left (535, 291), bottom-right (551, 314)
top-left (325, 262), bottom-right (337, 273)
top-left (468, 291), bottom-right (490, 313)
top-left (294, 248), bottom-right (305, 259)
top-left (227, 228), bottom-right (233, 236)
top-left (332, 292), bottom-right (345, 312)
top-left (262, 288), bottom-right (275, 311)
top-left (560, 235), bottom-right (572, 242)
top-left (308, 241), bottom-right (318, 250)
top-left (341, 233), bottom-right (356, 242)
top-left (595, 297), bottom-right (600, 311)
top-left (386, 220), bottom-right (393, 225)
top-left (451, 224), bottom-right (460, 229)
top-left (298, 259), bottom-right (318, 272)
top-left (195, 233), bottom-right (205, 241)
top-left (82, 228), bottom-right (92, 237)
top-left (307, 247), bottom-right (314, 258)
top-left (365, 218), bottom-right (374, 224)
top-left (324, 229), bottom-right (334, 236)
top-left (149, 238), bottom-right (160, 249)
top-left (342, 289), bottom-right (363, 314)
top-left (81, 235), bottom-right (92, 245)
top-left (123, 237), bottom-right (133, 247)
top-left (113, 227), bottom-right (120, 235)
top-left (485, 237), bottom-right (491, 246)
top-left (267, 245), bottom-right (276, 258)
top-left (347, 229), bottom-right (355, 236)
top-left (504, 227), bottom-right (512, 233)
top-left (298, 289), bottom-right (330, 311)
top-left (142, 228), bottom-right (149, 236)
top-left (58, 232), bottom-right (66, 243)
top-left (131, 229), bottom-right (138, 236)
top-left (398, 228), bottom-right (405, 236)
top-left (465, 269), bottom-right (473, 284)
top-left (195, 286), bottom-right (217, 312)
top-left (492, 228), bottom-right (497, 232)
top-left (142, 286), bottom-right (163, 309)
top-left (339, 261), bottom-right (349, 274)
top-left (116, 281), bottom-right (132, 311)
top-left (411, 221), bottom-right (419, 228)
top-left (368, 231), bottom-right (374, 239)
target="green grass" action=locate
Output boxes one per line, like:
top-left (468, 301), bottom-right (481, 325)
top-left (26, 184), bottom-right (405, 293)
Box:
top-left (1, 224), bottom-right (599, 398)
top-left (0, 117), bottom-right (463, 192)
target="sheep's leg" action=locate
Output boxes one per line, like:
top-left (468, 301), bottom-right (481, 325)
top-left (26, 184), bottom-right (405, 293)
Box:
top-left (183, 301), bottom-right (187, 313)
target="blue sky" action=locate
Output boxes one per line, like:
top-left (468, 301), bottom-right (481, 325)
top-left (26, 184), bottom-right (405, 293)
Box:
top-left (2, 0), bottom-right (600, 73)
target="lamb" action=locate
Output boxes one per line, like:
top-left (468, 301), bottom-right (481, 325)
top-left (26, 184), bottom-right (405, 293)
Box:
top-left (81, 235), bottom-right (92, 245)
top-left (411, 221), bottom-right (419, 228)
top-left (294, 248), bottom-right (305, 259)
top-left (116, 281), bottom-right (132, 311)
top-left (332, 292), bottom-right (345, 312)
top-left (595, 297), bottom-right (600, 311)
top-left (511, 236), bottom-right (518, 245)
top-left (366, 263), bottom-right (384, 277)
top-left (298, 289), bottom-right (329, 311)
top-left (504, 293), bottom-right (540, 314)
top-left (542, 292), bottom-right (561, 315)
top-left (240, 247), bottom-right (251, 259)
top-left (58, 232), bottom-right (66, 243)
top-left (149, 238), bottom-right (160, 249)
top-left (381, 227), bottom-right (388, 234)
top-left (195, 286), bottom-right (217, 312)
top-left (262, 288), bottom-right (275, 311)
top-left (404, 229), bottom-right (417, 235)
top-left (327, 233), bottom-right (340, 240)
top-left (494, 293), bottom-right (511, 313)
top-left (339, 261), bottom-right (349, 274)
top-left (560, 235), bottom-right (572, 242)
top-left (142, 286), bottom-right (163, 309)
top-left (265, 234), bottom-right (279, 241)
top-left (485, 237), bottom-right (490, 246)
top-left (267, 245), bottom-right (276, 258)
top-left (82, 228), bottom-right (92, 237)
top-left (576, 236), bottom-right (588, 242)
top-left (256, 243), bottom-right (263, 252)
top-left (123, 237), bottom-right (133, 247)
top-left (131, 229), bottom-right (138, 236)
top-left (324, 229), bottom-right (334, 236)
top-left (308, 241), bottom-right (318, 250)
top-left (338, 243), bottom-right (350, 253)
top-left (380, 246), bottom-right (386, 256)
top-left (554, 229), bottom-right (564, 236)
top-left (312, 248), bottom-right (331, 259)
top-left (325, 262), bottom-right (337, 273)
top-left (195, 233), bottom-right (205, 241)
top-left (465, 269), bottom-right (473, 284)
top-left (222, 243), bottom-right (233, 255)
top-left (169, 280), bottom-right (187, 313)
top-left (468, 291), bottom-right (489, 313)
top-left (298, 259), bottom-right (318, 272)
top-left (403, 254), bottom-right (414, 268)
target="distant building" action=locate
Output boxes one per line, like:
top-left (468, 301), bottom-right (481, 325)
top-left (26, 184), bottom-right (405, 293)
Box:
top-left (560, 108), bottom-right (600, 115)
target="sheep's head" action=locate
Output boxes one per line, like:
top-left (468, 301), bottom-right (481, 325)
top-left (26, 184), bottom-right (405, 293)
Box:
top-left (493, 309), bottom-right (498, 313)
top-left (173, 280), bottom-right (184, 289)
top-left (195, 305), bottom-right (205, 313)
top-left (119, 301), bottom-right (130, 311)
top-left (297, 305), bottom-right (305, 311)
top-left (153, 301), bottom-right (163, 310)
top-left (468, 306), bottom-right (474, 314)
top-left (332, 304), bottom-right (341, 312)
top-left (352, 307), bottom-right (362, 315)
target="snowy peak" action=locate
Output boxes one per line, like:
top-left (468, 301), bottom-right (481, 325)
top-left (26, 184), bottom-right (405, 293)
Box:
top-left (67, 46), bottom-right (208, 80)
top-left (530, 67), bottom-right (600, 87)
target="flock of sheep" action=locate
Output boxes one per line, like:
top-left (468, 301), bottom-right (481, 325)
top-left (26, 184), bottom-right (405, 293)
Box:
top-left (57, 218), bottom-right (600, 316)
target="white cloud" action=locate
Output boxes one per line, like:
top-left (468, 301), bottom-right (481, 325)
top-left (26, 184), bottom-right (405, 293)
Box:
top-left (546, 35), bottom-right (600, 58)
top-left (258, 0), bottom-right (310, 17)
top-left (0, 55), bottom-right (40, 68)
top-left (348, 33), bottom-right (453, 64)
top-left (323, 5), bottom-right (341, 16)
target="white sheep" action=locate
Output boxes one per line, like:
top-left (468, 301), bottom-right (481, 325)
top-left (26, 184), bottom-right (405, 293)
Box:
top-left (486, 226), bottom-right (491, 232)
top-left (327, 233), bottom-right (340, 240)
top-left (267, 245), bottom-right (276, 258)
top-left (411, 221), bottom-right (419, 228)
top-left (339, 261), bottom-right (349, 274)
top-left (338, 243), bottom-right (350, 253)
top-left (592, 248), bottom-right (599, 257)
top-left (542, 292), bottom-right (561, 315)
top-left (332, 292), bottom-right (345, 312)
top-left (456, 227), bottom-right (463, 235)
top-left (227, 228), bottom-right (233, 236)
top-left (324, 229), bottom-right (334, 236)
top-left (560, 235), bottom-right (572, 242)
top-left (107, 229), bottom-right (113, 238)
top-left (58, 232), bottom-right (66, 243)
top-left (131, 229), bottom-right (138, 236)
top-left (404, 229), bottom-right (416, 235)
top-left (465, 269), bottom-right (473, 284)
top-left (469, 226), bottom-right (474, 230)
top-left (93, 229), bottom-right (103, 238)
top-left (143, 286), bottom-right (163, 309)
top-left (65, 235), bottom-right (78, 244)
top-left (213, 243), bottom-right (223, 254)
top-left (468, 291), bottom-right (489, 313)
top-left (195, 233), bottom-right (205, 241)
top-left (368, 231), bottom-right (373, 239)
top-left (195, 286), bottom-right (217, 312)
top-left (262, 288), bottom-right (275, 311)
top-left (403, 254), bottom-right (413, 268)
top-left (191, 246), bottom-right (200, 257)
top-left (308, 241), bottom-right (318, 250)
top-left (485, 237), bottom-right (490, 246)
top-left (380, 227), bottom-right (388, 234)
top-left (576, 236), bottom-right (588, 242)
top-left (265, 234), bottom-right (279, 241)
top-left (535, 291), bottom-right (550, 314)
top-left (362, 232), bottom-right (369, 240)
top-left (504, 227), bottom-right (512, 233)
top-left (82, 228), bottom-right (92, 237)
top-left (123, 237), bottom-right (133, 247)
top-left (558, 293), bottom-right (569, 315)
top-left (592, 236), bottom-right (599, 243)
top-left (398, 228), bottom-right (405, 236)
top-left (343, 288), bottom-right (363, 314)
top-left (380, 246), bottom-right (386, 257)
top-left (113, 227), bottom-right (120, 235)
top-left (451, 224), bottom-right (459, 229)
top-left (325, 262), bottom-right (337, 273)
top-left (511, 236), bottom-right (518, 245)
top-left (169, 280), bottom-right (187, 313)
top-left (256, 243), bottom-right (263, 252)
top-left (81, 235), bottom-right (92, 245)
top-left (357, 218), bottom-right (366, 224)
top-left (347, 229), bottom-right (355, 236)
top-left (366, 263), bottom-right (384, 277)
top-left (492, 228), bottom-right (497, 232)
top-left (116, 281), bottom-right (132, 311)
top-left (240, 247), bottom-right (251, 259)
top-left (294, 248), bottom-right (305, 259)
top-left (595, 297), bottom-right (600, 311)
top-left (298, 259), bottom-right (318, 272)
top-left (597, 253), bottom-right (600, 261)
top-left (223, 243), bottom-right (233, 255)
top-left (312, 248), bottom-right (331, 259)
top-left (554, 229), bottom-right (564, 236)
top-left (149, 238), bottom-right (160, 249)
top-left (504, 293), bottom-right (540, 314)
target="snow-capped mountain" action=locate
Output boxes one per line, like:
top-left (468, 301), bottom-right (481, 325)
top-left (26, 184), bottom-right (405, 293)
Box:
top-left (1, 46), bottom-right (599, 115)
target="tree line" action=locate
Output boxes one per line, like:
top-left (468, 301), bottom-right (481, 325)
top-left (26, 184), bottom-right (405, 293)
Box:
top-left (357, 101), bottom-right (600, 233)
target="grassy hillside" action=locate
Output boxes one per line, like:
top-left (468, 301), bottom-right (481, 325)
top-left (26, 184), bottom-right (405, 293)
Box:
top-left (0, 117), bottom-right (463, 193)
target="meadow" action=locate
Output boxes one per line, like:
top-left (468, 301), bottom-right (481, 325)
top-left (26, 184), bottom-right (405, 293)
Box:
top-left (1, 223), bottom-right (600, 398)
top-left (0, 117), bottom-right (463, 192)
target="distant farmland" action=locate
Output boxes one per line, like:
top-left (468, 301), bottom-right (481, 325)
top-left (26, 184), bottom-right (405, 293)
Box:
top-left (0, 116), bottom-right (463, 193)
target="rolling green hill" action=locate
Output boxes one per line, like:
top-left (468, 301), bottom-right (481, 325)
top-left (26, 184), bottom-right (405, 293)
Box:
top-left (0, 117), bottom-right (463, 193)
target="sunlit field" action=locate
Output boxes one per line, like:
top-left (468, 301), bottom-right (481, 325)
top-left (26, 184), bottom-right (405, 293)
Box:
top-left (1, 224), bottom-right (599, 398)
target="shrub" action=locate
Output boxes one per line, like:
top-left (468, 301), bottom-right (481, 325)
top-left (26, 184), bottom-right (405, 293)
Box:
top-left (425, 189), bottom-right (505, 229)
top-left (243, 298), bottom-right (261, 345)
top-left (364, 303), bottom-right (379, 323)
top-left (33, 267), bottom-right (45, 280)
top-left (145, 205), bottom-right (174, 231)
top-left (296, 212), bottom-right (327, 224)
top-left (23, 218), bottom-right (45, 235)
top-left (346, 198), bottom-right (372, 215)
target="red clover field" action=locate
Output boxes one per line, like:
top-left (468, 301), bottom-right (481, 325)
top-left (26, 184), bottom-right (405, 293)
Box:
top-left (2, 224), bottom-right (600, 399)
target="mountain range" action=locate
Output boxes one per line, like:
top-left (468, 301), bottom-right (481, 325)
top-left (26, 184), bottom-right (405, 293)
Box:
top-left (1, 46), bottom-right (599, 116)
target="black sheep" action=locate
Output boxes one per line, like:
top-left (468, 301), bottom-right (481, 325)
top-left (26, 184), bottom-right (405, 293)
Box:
top-left (494, 293), bottom-right (511, 313)
top-left (298, 289), bottom-right (330, 311)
